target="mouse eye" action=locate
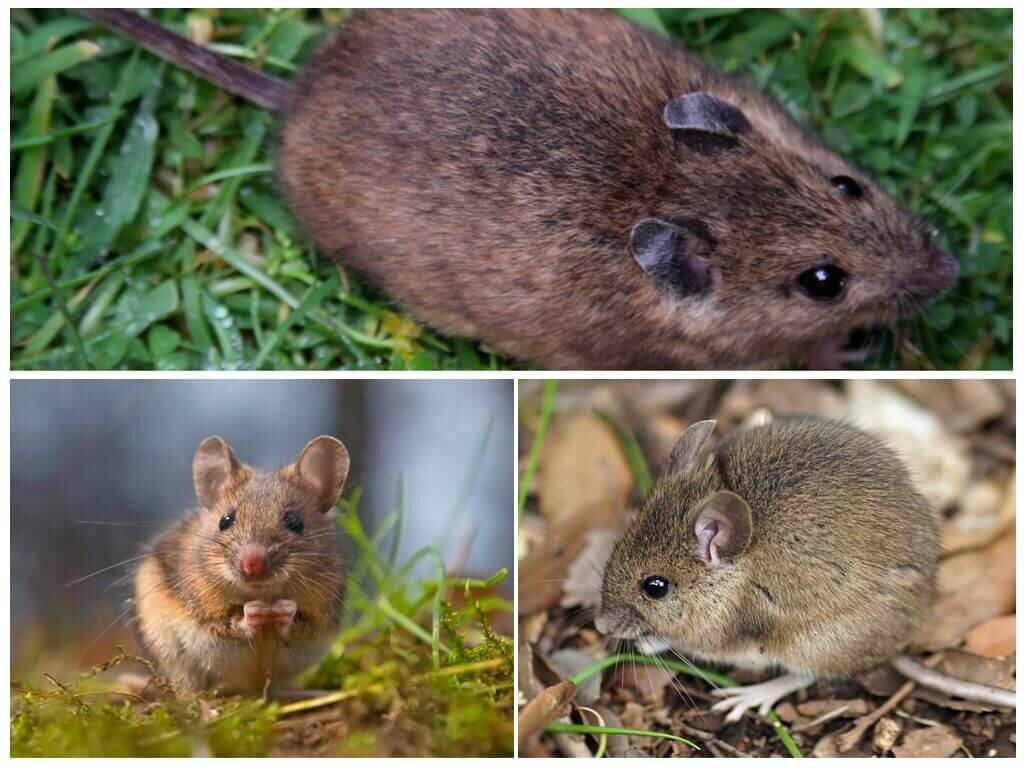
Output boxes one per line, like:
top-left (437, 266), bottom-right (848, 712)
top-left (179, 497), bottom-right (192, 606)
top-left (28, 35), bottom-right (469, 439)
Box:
top-left (830, 175), bottom-right (863, 198)
top-left (219, 509), bottom-right (236, 532)
top-left (641, 575), bottom-right (670, 600)
top-left (282, 512), bottom-right (304, 534)
top-left (798, 264), bottom-right (848, 301)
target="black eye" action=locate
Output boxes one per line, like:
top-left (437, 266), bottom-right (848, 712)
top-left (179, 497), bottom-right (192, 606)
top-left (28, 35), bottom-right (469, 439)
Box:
top-left (830, 175), bottom-right (863, 198)
top-left (219, 510), bottom-right (235, 531)
top-left (282, 512), bottom-right (304, 534)
top-left (798, 264), bottom-right (848, 301)
top-left (641, 576), bottom-right (670, 600)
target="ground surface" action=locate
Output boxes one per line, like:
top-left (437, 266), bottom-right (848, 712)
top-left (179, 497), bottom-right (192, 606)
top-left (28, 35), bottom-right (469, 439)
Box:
top-left (518, 380), bottom-right (1016, 757)
top-left (10, 9), bottom-right (1012, 370)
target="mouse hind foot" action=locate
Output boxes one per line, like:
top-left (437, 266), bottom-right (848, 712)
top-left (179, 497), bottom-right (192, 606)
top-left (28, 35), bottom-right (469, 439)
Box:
top-left (709, 672), bottom-right (816, 722)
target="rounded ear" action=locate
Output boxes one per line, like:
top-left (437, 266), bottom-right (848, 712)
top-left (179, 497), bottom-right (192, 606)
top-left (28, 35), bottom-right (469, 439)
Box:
top-left (296, 436), bottom-right (350, 513)
top-left (193, 436), bottom-right (241, 510)
top-left (630, 218), bottom-right (712, 297)
top-left (668, 419), bottom-right (716, 475)
top-left (693, 491), bottom-right (752, 568)
top-left (664, 92), bottom-right (751, 136)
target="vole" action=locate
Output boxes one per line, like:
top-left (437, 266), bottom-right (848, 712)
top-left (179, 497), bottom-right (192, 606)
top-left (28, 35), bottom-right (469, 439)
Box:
top-left (130, 435), bottom-right (349, 695)
top-left (596, 417), bottom-right (1015, 719)
top-left (80, 9), bottom-right (959, 370)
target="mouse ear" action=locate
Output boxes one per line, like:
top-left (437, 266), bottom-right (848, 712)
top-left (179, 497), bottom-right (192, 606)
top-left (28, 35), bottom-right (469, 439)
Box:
top-left (668, 419), bottom-right (716, 475)
top-left (664, 92), bottom-right (751, 136)
top-left (296, 436), bottom-right (350, 513)
top-left (693, 491), bottom-right (752, 568)
top-left (193, 436), bottom-right (242, 510)
top-left (630, 218), bottom-right (712, 297)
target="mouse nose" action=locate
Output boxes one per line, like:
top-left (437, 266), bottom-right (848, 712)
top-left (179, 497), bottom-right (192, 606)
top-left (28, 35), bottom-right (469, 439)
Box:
top-left (927, 248), bottom-right (959, 293)
top-left (240, 545), bottom-right (267, 579)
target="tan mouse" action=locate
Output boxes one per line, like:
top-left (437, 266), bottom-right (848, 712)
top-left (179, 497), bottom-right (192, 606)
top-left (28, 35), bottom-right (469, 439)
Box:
top-left (79, 9), bottom-right (958, 370)
top-left (129, 435), bottom-right (349, 695)
top-left (596, 416), bottom-right (1014, 719)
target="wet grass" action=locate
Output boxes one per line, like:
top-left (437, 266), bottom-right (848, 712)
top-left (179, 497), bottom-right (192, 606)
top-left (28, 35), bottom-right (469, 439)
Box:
top-left (10, 9), bottom-right (1011, 369)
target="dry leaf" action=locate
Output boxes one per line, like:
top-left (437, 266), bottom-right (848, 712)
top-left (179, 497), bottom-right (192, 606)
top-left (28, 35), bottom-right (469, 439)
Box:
top-left (547, 649), bottom-right (600, 705)
top-left (538, 411), bottom-right (633, 528)
top-left (936, 649), bottom-right (1016, 691)
top-left (923, 530), bottom-right (1015, 650)
top-left (892, 724), bottom-right (962, 758)
top-left (797, 699), bottom-right (871, 718)
top-left (518, 680), bottom-right (575, 748)
top-left (962, 615), bottom-right (1016, 658)
top-left (942, 473), bottom-right (1016, 554)
top-left (842, 381), bottom-right (971, 512)
top-left (561, 527), bottom-right (619, 609)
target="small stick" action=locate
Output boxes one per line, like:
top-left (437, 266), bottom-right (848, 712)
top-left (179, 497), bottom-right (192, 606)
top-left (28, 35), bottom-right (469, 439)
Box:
top-left (837, 654), bottom-right (942, 753)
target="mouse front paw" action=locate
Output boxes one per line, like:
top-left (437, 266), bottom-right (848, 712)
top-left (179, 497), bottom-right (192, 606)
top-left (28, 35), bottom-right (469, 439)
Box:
top-left (271, 599), bottom-right (297, 638)
top-left (710, 673), bottom-right (816, 723)
top-left (241, 600), bottom-right (273, 636)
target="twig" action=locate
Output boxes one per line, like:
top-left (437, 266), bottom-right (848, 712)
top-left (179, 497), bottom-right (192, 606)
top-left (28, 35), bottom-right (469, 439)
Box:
top-left (837, 654), bottom-right (942, 752)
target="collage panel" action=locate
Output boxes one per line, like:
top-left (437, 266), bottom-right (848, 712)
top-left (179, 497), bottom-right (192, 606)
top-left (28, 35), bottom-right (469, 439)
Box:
top-left (518, 379), bottom-right (1015, 757)
top-left (11, 379), bottom-right (514, 757)
top-left (9, 8), bottom-right (1010, 372)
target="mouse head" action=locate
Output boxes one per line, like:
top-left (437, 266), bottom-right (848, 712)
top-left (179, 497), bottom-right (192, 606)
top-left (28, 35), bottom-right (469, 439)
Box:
top-left (596, 420), bottom-right (753, 649)
top-left (631, 91), bottom-right (959, 363)
top-left (191, 435), bottom-right (349, 596)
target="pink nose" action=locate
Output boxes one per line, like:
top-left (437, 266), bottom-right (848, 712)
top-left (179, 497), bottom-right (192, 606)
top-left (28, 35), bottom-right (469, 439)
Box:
top-left (241, 546), bottom-right (267, 578)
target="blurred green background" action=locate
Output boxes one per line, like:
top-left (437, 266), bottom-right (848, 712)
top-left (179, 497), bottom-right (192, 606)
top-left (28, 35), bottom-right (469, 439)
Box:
top-left (10, 9), bottom-right (1012, 370)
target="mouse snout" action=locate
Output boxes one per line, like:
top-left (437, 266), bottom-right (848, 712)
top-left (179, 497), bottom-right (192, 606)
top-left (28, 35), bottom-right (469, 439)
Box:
top-left (595, 605), bottom-right (646, 639)
top-left (898, 245), bottom-right (959, 302)
top-left (240, 545), bottom-right (268, 579)
top-left (927, 247), bottom-right (960, 293)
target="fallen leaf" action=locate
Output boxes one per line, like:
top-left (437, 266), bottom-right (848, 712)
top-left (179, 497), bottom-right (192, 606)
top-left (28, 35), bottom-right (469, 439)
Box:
top-left (609, 661), bottom-right (678, 706)
top-left (518, 680), bottom-right (575, 748)
top-left (797, 699), bottom-right (871, 718)
top-left (538, 411), bottom-right (634, 528)
top-left (936, 649), bottom-right (1016, 691)
top-left (962, 615), bottom-right (1016, 658)
top-left (942, 473), bottom-right (1015, 554)
top-left (547, 649), bottom-right (601, 705)
top-left (892, 724), bottom-right (962, 758)
top-left (842, 381), bottom-right (972, 513)
top-left (923, 530), bottom-right (1015, 650)
top-left (561, 527), bottom-right (619, 609)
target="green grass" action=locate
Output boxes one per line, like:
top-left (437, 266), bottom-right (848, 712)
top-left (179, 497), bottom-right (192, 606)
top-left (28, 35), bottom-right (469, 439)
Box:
top-left (10, 9), bottom-right (1011, 369)
top-left (11, 486), bottom-right (514, 757)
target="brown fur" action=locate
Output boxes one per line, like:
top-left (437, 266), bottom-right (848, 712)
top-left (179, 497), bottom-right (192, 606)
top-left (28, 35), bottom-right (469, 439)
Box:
top-left (130, 437), bottom-right (347, 694)
top-left (599, 417), bottom-right (938, 678)
top-left (279, 9), bottom-right (955, 369)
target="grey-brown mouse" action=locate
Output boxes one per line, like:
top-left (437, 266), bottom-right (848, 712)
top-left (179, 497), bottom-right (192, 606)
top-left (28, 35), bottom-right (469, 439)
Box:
top-left (130, 435), bottom-right (348, 695)
top-left (596, 416), bottom-right (1014, 717)
top-left (81, 9), bottom-right (959, 370)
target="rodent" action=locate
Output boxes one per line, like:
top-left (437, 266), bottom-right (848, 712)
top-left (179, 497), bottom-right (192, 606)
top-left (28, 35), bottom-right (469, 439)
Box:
top-left (130, 435), bottom-right (349, 695)
top-left (80, 9), bottom-right (959, 370)
top-left (596, 417), bottom-right (1015, 717)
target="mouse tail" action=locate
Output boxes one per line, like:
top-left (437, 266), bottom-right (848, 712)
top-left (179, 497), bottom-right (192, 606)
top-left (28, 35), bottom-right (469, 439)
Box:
top-left (79, 9), bottom-right (288, 111)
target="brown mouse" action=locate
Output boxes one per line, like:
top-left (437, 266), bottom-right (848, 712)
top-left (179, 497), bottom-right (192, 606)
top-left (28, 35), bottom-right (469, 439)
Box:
top-left (130, 435), bottom-right (348, 695)
top-left (81, 9), bottom-right (959, 370)
top-left (596, 417), bottom-right (1014, 718)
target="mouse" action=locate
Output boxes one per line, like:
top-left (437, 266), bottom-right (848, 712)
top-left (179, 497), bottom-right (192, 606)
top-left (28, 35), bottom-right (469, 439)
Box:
top-left (129, 434), bottom-right (349, 695)
top-left (595, 416), bottom-right (1015, 719)
top-left (80, 9), bottom-right (959, 370)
